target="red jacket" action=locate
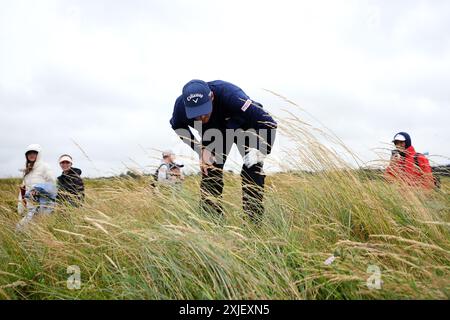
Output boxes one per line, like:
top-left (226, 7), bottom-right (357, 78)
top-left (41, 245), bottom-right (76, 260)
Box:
top-left (385, 146), bottom-right (434, 189)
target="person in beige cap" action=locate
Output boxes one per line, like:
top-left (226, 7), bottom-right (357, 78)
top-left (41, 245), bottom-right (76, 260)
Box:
top-left (56, 154), bottom-right (85, 207)
top-left (154, 150), bottom-right (184, 185)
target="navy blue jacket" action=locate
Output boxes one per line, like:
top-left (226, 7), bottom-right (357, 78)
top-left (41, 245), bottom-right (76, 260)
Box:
top-left (170, 80), bottom-right (277, 155)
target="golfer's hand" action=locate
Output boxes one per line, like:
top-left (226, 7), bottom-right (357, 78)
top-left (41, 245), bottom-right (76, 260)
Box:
top-left (200, 149), bottom-right (216, 176)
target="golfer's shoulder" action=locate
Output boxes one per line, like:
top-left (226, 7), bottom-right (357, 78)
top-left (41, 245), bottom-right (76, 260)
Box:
top-left (174, 94), bottom-right (184, 109)
top-left (208, 80), bottom-right (242, 96)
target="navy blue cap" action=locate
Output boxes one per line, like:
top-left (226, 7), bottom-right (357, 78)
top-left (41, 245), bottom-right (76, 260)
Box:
top-left (393, 132), bottom-right (412, 148)
top-left (182, 80), bottom-right (213, 119)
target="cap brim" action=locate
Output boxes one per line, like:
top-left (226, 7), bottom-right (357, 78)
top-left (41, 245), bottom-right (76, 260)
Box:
top-left (185, 100), bottom-right (213, 119)
top-left (59, 156), bottom-right (73, 163)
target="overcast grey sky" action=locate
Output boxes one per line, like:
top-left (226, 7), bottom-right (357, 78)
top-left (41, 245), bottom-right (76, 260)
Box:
top-left (0, 0), bottom-right (449, 177)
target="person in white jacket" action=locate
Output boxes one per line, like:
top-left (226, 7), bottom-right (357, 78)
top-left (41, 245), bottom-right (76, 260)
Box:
top-left (17, 144), bottom-right (56, 228)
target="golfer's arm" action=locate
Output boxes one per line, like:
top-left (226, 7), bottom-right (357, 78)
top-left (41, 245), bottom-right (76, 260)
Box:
top-left (228, 91), bottom-right (277, 155)
top-left (240, 103), bottom-right (278, 155)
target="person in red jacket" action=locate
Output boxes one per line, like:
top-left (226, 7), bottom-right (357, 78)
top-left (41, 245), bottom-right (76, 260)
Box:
top-left (385, 132), bottom-right (435, 189)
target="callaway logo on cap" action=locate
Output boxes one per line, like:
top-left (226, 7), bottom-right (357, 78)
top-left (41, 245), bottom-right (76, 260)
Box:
top-left (186, 93), bottom-right (204, 103)
top-left (182, 80), bottom-right (213, 119)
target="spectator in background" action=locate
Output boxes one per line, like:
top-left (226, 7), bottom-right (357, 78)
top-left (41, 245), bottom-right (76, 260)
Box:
top-left (17, 144), bottom-right (56, 229)
top-left (57, 154), bottom-right (85, 207)
top-left (154, 150), bottom-right (185, 185)
top-left (385, 132), bottom-right (435, 189)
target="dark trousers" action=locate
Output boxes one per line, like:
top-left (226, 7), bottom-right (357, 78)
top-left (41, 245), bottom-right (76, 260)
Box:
top-left (200, 136), bottom-right (266, 222)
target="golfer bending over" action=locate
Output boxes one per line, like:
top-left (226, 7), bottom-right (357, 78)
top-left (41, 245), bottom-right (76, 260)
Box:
top-left (170, 80), bottom-right (277, 222)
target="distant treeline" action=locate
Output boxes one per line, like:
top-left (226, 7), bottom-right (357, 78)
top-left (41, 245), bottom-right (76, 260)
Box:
top-left (432, 165), bottom-right (450, 176)
top-left (356, 165), bottom-right (450, 180)
top-left (114, 165), bottom-right (450, 181)
top-left (282, 164), bottom-right (450, 181)
top-left (8, 165), bottom-right (445, 182)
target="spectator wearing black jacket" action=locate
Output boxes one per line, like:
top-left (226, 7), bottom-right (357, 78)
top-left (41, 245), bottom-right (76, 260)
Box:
top-left (57, 154), bottom-right (85, 207)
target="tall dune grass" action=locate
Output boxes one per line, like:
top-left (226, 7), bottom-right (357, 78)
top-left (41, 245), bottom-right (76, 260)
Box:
top-left (0, 110), bottom-right (449, 300)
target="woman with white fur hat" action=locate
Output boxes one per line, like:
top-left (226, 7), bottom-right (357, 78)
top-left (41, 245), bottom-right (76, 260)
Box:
top-left (17, 144), bottom-right (56, 228)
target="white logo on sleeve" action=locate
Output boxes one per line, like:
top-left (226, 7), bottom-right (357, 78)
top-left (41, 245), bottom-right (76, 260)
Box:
top-left (241, 99), bottom-right (252, 112)
top-left (187, 93), bottom-right (204, 103)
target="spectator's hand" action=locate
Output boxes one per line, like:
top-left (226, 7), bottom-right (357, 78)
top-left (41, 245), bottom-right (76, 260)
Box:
top-left (389, 150), bottom-right (402, 165)
top-left (200, 149), bottom-right (216, 176)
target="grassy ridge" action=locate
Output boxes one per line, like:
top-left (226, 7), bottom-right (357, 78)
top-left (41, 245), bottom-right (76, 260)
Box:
top-left (0, 172), bottom-right (448, 299)
top-left (0, 113), bottom-right (449, 300)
